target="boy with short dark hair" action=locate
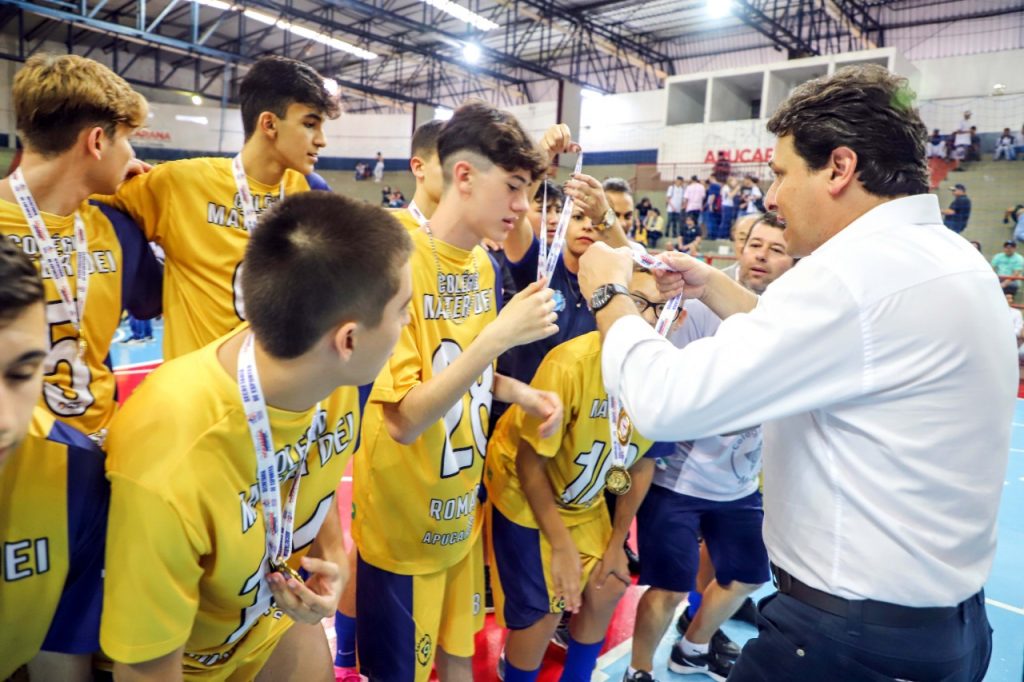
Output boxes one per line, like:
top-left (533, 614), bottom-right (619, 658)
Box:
top-left (100, 193), bottom-right (413, 679)
top-left (105, 55), bottom-right (340, 360)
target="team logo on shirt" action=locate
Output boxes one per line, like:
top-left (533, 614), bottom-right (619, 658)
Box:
top-left (416, 634), bottom-right (433, 666)
top-left (552, 289), bottom-right (566, 313)
top-left (550, 595), bottom-right (566, 613)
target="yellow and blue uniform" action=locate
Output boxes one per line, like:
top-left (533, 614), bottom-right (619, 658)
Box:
top-left (102, 157), bottom-right (329, 360)
top-left (353, 229), bottom-right (500, 681)
top-left (484, 331), bottom-right (671, 628)
top-left (1, 199), bottom-right (162, 438)
top-left (390, 206), bottom-right (424, 232)
top-left (0, 409), bottom-right (108, 678)
top-left (100, 326), bottom-right (365, 679)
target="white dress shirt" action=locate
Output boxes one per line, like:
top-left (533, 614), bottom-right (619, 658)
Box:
top-left (666, 185), bottom-right (685, 212)
top-left (602, 194), bottom-right (1015, 607)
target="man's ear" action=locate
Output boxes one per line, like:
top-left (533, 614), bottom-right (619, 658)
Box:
top-left (84, 126), bottom-right (105, 161)
top-left (410, 156), bottom-right (425, 181)
top-left (827, 146), bottom-right (858, 197)
top-left (451, 159), bottom-right (474, 195)
top-left (257, 111), bottom-right (278, 140)
top-left (331, 321), bottom-right (359, 363)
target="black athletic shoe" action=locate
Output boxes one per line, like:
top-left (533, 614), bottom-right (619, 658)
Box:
top-left (625, 543), bottom-right (641, 575)
top-left (622, 669), bottom-right (657, 682)
top-left (668, 644), bottom-right (734, 681)
top-left (730, 596), bottom-right (758, 626)
top-left (674, 610), bottom-right (741, 660)
top-left (551, 611), bottom-right (571, 649)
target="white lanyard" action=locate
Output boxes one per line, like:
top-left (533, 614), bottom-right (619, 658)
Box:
top-left (408, 200), bottom-right (428, 227)
top-left (10, 167), bottom-right (89, 358)
top-left (232, 154), bottom-right (285, 233)
top-left (606, 251), bottom-right (683, 480)
top-left (539, 153), bottom-right (584, 283)
top-left (238, 333), bottom-right (320, 567)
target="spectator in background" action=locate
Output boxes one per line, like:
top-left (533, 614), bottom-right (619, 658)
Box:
top-left (738, 175), bottom-right (763, 215)
top-left (992, 240), bottom-right (1024, 297)
top-left (994, 128), bottom-right (1016, 161)
top-left (721, 213), bottom-right (761, 281)
top-left (720, 177), bottom-right (738, 237)
top-left (926, 129), bottom-right (948, 159)
top-left (970, 240), bottom-right (983, 253)
top-left (943, 183), bottom-right (971, 233)
top-left (380, 184), bottom-right (392, 206)
top-left (666, 176), bottom-right (685, 238)
top-left (373, 151), bottom-right (384, 182)
top-left (676, 212), bottom-right (703, 256)
top-left (1006, 205), bottom-right (1024, 243)
top-left (703, 177), bottom-right (722, 239)
top-left (1014, 125), bottom-right (1024, 157)
top-left (603, 177), bottom-right (637, 242)
top-left (684, 175), bottom-right (706, 228)
top-left (952, 110), bottom-right (972, 168)
top-left (968, 126), bottom-right (981, 162)
top-left (712, 151), bottom-right (731, 183)
top-left (645, 207), bottom-right (665, 246)
top-left (354, 161), bottom-right (368, 180)
top-left (636, 196), bottom-right (653, 229)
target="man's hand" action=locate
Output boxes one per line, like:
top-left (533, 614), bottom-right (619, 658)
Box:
top-left (268, 556), bottom-right (343, 625)
top-left (652, 251), bottom-right (715, 301)
top-left (593, 545), bottom-right (632, 591)
top-left (550, 541), bottom-right (583, 613)
top-left (123, 158), bottom-right (152, 181)
top-left (486, 279), bottom-right (558, 352)
top-left (515, 387), bottom-right (563, 439)
top-left (564, 173), bottom-right (611, 226)
top-left (540, 124), bottom-right (581, 162)
top-left (578, 242), bottom-right (634, 300)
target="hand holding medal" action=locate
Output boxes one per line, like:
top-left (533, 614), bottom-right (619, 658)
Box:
top-left (267, 555), bottom-right (344, 625)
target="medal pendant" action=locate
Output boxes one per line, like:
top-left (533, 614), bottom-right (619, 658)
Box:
top-left (605, 465), bottom-right (632, 495)
top-left (269, 558), bottom-right (303, 583)
top-left (616, 409), bottom-right (632, 446)
top-left (77, 337), bottom-right (88, 359)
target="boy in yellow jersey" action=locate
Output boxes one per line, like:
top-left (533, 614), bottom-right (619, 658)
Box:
top-left (100, 193), bottom-right (413, 680)
top-left (392, 119), bottom-right (446, 231)
top-left (0, 240), bottom-right (109, 681)
top-left (353, 101), bottom-right (562, 682)
top-left (103, 55), bottom-right (339, 361)
top-left (484, 270), bottom-right (680, 682)
top-left (0, 54), bottom-right (161, 442)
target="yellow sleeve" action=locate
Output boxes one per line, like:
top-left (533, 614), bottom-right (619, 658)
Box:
top-left (369, 314), bottom-right (421, 405)
top-left (110, 168), bottom-right (166, 243)
top-left (520, 355), bottom-right (577, 459)
top-left (100, 474), bottom-right (202, 664)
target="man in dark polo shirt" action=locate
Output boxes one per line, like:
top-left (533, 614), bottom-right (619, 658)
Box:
top-left (943, 183), bottom-right (971, 233)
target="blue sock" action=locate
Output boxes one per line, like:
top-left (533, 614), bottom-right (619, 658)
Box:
top-left (686, 590), bottom-right (702, 619)
top-left (559, 635), bottom-right (604, 682)
top-left (334, 612), bottom-right (357, 668)
top-left (504, 659), bottom-right (540, 682)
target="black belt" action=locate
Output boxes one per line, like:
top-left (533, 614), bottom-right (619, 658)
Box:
top-left (770, 564), bottom-right (959, 628)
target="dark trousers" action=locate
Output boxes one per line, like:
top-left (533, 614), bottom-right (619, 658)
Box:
top-left (129, 315), bottom-right (152, 339)
top-left (666, 211), bottom-right (682, 238)
top-left (730, 591), bottom-right (992, 682)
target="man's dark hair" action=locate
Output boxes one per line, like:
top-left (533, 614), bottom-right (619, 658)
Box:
top-left (437, 101), bottom-right (546, 183)
top-left (743, 211), bottom-right (785, 247)
top-left (239, 56), bottom-right (341, 140)
top-left (242, 193), bottom-right (412, 359)
top-left (534, 179), bottom-right (564, 205)
top-left (767, 64), bottom-right (928, 197)
top-left (0, 237), bottom-right (45, 326)
top-left (411, 120), bottom-right (445, 158)
top-left (602, 177), bottom-right (632, 195)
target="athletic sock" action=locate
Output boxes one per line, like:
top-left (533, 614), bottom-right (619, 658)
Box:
top-left (559, 635), bottom-right (604, 682)
top-left (334, 612), bottom-right (357, 668)
top-left (504, 659), bottom-right (540, 682)
top-left (686, 590), bottom-right (702, 619)
top-left (680, 636), bottom-right (709, 658)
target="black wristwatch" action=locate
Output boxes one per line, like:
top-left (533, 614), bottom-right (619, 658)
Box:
top-left (590, 283), bottom-right (630, 312)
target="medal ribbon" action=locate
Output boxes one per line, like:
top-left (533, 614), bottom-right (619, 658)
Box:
top-left (232, 154), bottom-right (286, 233)
top-left (408, 200), bottom-right (428, 227)
top-left (10, 168), bottom-right (89, 354)
top-left (607, 251), bottom-right (683, 472)
top-left (238, 333), bottom-right (320, 566)
top-left (539, 153), bottom-right (584, 283)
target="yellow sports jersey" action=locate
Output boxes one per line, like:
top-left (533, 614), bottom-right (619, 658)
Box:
top-left (354, 229), bottom-right (499, 574)
top-left (1, 199), bottom-right (161, 436)
top-left (103, 157), bottom-right (329, 360)
top-left (101, 327), bottom-right (364, 675)
top-left (485, 331), bottom-right (671, 528)
top-left (0, 409), bottom-right (108, 678)
top-left (390, 207), bottom-right (424, 232)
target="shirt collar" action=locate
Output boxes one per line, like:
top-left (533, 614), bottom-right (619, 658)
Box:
top-left (811, 194), bottom-right (942, 259)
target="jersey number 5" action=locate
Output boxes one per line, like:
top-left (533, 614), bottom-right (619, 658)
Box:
top-left (432, 340), bottom-right (494, 479)
top-left (43, 300), bottom-right (95, 417)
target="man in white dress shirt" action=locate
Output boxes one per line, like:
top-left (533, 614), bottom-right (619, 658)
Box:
top-left (578, 64), bottom-right (1013, 681)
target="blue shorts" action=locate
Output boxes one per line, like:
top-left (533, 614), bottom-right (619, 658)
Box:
top-left (637, 485), bottom-right (770, 592)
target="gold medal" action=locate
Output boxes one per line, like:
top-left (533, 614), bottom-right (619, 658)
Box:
top-left (605, 465), bottom-right (632, 495)
top-left (616, 409), bottom-right (632, 446)
top-left (269, 558), bottom-right (303, 583)
top-left (77, 336), bottom-right (88, 359)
